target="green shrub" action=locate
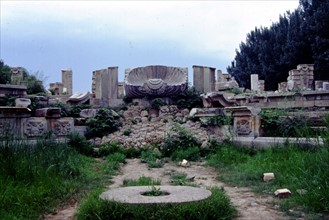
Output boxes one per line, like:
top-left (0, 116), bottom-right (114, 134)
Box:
top-left (124, 147), bottom-right (143, 159)
top-left (160, 125), bottom-right (202, 161)
top-left (123, 128), bottom-right (132, 136)
top-left (85, 108), bottom-right (122, 139)
top-left (76, 187), bottom-right (236, 220)
top-left (69, 104), bottom-right (92, 117)
top-left (104, 152), bottom-right (126, 174)
top-left (50, 101), bottom-right (70, 117)
top-left (260, 109), bottom-right (316, 137)
top-left (98, 141), bottom-right (124, 157)
top-left (170, 172), bottom-right (196, 186)
top-left (141, 149), bottom-right (164, 168)
top-left (67, 132), bottom-right (94, 156)
top-left (171, 146), bottom-right (201, 161)
top-left (150, 98), bottom-right (166, 109)
top-left (171, 86), bottom-right (203, 110)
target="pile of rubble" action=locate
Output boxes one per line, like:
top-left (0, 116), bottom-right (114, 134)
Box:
top-left (100, 105), bottom-right (212, 148)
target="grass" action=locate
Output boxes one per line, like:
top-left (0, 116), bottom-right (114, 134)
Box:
top-left (207, 142), bottom-right (329, 215)
top-left (169, 172), bottom-right (197, 186)
top-left (76, 187), bottom-right (236, 220)
top-left (0, 136), bottom-right (125, 219)
top-left (140, 149), bottom-right (164, 168)
top-left (123, 176), bottom-right (161, 186)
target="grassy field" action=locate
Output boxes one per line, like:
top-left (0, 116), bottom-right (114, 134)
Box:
top-left (207, 142), bottom-right (329, 217)
top-left (1, 129), bottom-right (329, 219)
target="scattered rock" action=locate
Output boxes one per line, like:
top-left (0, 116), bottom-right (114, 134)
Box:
top-left (140, 110), bottom-right (148, 117)
top-left (263, 172), bottom-right (275, 182)
top-left (274, 188), bottom-right (291, 198)
top-left (179, 159), bottom-right (190, 167)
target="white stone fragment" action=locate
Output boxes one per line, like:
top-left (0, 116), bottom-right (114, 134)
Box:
top-left (274, 188), bottom-right (291, 198)
top-left (263, 173), bottom-right (275, 182)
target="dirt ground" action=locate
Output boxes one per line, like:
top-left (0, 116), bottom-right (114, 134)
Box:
top-left (45, 158), bottom-right (290, 220)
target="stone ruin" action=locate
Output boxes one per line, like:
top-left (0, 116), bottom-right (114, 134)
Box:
top-left (10, 67), bottom-right (24, 85)
top-left (215, 70), bottom-right (239, 91)
top-left (2, 62), bottom-right (328, 148)
top-left (124, 65), bottom-right (188, 98)
top-left (91, 67), bottom-right (122, 107)
top-left (49, 69), bottom-right (73, 96)
top-left (286, 64), bottom-right (314, 91)
top-left (193, 66), bottom-right (240, 93)
top-left (0, 84), bottom-right (74, 140)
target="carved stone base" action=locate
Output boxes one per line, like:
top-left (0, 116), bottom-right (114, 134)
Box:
top-left (225, 106), bottom-right (261, 137)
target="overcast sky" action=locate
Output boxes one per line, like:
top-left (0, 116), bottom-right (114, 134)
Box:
top-left (1, 1), bottom-right (299, 93)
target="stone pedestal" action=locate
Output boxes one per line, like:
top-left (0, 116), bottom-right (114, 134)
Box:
top-left (225, 106), bottom-right (261, 137)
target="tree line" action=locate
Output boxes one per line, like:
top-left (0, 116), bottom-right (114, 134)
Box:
top-left (227, 0), bottom-right (329, 91)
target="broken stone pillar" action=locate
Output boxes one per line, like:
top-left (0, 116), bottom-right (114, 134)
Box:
top-left (258, 80), bottom-right (265, 93)
top-left (225, 106), bottom-right (261, 137)
top-left (118, 82), bottom-right (125, 98)
top-left (91, 67), bottom-right (122, 107)
top-left (61, 69), bottom-right (73, 96)
top-left (10, 67), bottom-right (24, 85)
top-left (323, 82), bottom-right (329, 91)
top-left (315, 80), bottom-right (329, 91)
top-left (287, 64), bottom-right (314, 91)
top-left (217, 69), bottom-right (224, 82)
top-left (92, 70), bottom-right (101, 99)
top-left (250, 74), bottom-right (259, 92)
top-left (193, 65), bottom-right (216, 93)
top-left (108, 67), bottom-right (118, 99)
top-left (278, 82), bottom-right (288, 93)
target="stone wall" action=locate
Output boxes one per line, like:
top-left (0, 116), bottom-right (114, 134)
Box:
top-left (0, 107), bottom-right (74, 140)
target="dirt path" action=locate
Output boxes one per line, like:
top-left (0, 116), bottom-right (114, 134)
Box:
top-left (45, 158), bottom-right (288, 220)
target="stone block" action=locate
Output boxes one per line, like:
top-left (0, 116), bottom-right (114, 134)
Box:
top-left (274, 188), bottom-right (291, 198)
top-left (225, 106), bottom-right (261, 137)
top-left (22, 117), bottom-right (47, 138)
top-left (15, 98), bottom-right (31, 108)
top-left (80, 109), bottom-right (98, 118)
top-left (323, 82), bottom-right (329, 91)
top-left (35, 108), bottom-right (61, 119)
top-left (263, 173), bottom-right (275, 182)
top-left (50, 118), bottom-right (74, 137)
top-left (250, 74), bottom-right (259, 91)
top-left (61, 69), bottom-right (73, 96)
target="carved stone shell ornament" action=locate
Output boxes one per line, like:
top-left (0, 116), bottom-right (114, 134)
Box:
top-left (124, 65), bottom-right (188, 98)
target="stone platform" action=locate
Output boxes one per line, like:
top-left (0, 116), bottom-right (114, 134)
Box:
top-left (100, 185), bottom-right (211, 204)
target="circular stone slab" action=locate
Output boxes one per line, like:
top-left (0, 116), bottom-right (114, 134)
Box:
top-left (100, 185), bottom-right (212, 204)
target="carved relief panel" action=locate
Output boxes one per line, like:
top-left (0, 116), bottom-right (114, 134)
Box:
top-left (23, 118), bottom-right (47, 137)
top-left (235, 118), bottom-right (252, 135)
top-left (53, 119), bottom-right (74, 136)
top-left (0, 119), bottom-right (14, 138)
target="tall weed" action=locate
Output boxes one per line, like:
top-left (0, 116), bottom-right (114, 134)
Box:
top-left (0, 139), bottom-right (84, 219)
